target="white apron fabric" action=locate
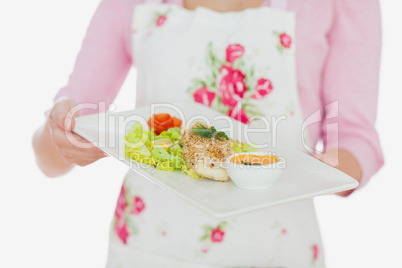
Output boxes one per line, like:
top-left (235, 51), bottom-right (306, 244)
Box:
top-left (106, 1), bottom-right (324, 268)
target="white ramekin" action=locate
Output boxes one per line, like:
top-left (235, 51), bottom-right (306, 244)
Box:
top-left (225, 152), bottom-right (285, 190)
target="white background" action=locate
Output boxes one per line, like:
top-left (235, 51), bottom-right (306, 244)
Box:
top-left (0, 0), bottom-right (401, 267)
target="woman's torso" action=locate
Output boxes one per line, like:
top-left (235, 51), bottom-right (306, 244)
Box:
top-left (107, 2), bottom-right (326, 267)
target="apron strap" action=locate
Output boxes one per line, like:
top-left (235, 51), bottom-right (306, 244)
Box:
top-left (270, 0), bottom-right (288, 10)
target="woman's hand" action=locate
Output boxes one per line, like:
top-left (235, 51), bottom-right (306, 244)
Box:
top-left (313, 153), bottom-right (339, 169)
top-left (33, 97), bottom-right (107, 177)
top-left (47, 97), bottom-right (107, 166)
top-left (312, 149), bottom-right (362, 197)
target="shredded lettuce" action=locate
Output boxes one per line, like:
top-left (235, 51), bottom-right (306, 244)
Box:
top-left (169, 144), bottom-right (182, 157)
top-left (125, 122), bottom-right (153, 150)
top-left (154, 127), bottom-right (181, 143)
top-left (152, 142), bottom-right (171, 160)
top-left (125, 122), bottom-right (197, 176)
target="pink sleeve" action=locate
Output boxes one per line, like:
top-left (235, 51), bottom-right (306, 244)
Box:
top-left (322, 0), bottom-right (384, 188)
top-left (53, 0), bottom-right (139, 115)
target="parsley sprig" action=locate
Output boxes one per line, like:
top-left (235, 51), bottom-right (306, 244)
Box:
top-left (192, 125), bottom-right (229, 141)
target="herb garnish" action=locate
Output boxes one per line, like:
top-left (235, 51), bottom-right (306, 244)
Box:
top-left (192, 125), bottom-right (229, 141)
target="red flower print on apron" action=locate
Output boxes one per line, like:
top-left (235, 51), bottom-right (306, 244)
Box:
top-left (274, 32), bottom-right (293, 54)
top-left (193, 87), bottom-right (216, 106)
top-left (312, 243), bottom-right (319, 264)
top-left (198, 221), bottom-right (227, 254)
top-left (116, 218), bottom-right (129, 244)
top-left (226, 44), bottom-right (245, 64)
top-left (252, 78), bottom-right (274, 99)
top-left (115, 185), bottom-right (126, 219)
top-left (113, 185), bottom-right (146, 244)
top-left (156, 15), bottom-right (167, 26)
top-left (219, 65), bottom-right (247, 106)
top-left (187, 43), bottom-right (275, 123)
top-left (210, 227), bottom-right (225, 243)
top-left (131, 196), bottom-right (145, 215)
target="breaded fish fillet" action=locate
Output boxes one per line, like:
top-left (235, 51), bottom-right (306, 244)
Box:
top-left (181, 122), bottom-right (233, 182)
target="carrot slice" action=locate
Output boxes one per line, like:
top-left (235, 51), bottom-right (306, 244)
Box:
top-left (148, 116), bottom-right (165, 135)
top-left (153, 125), bottom-right (165, 135)
top-left (148, 114), bottom-right (182, 135)
top-left (172, 117), bottom-right (182, 128)
top-left (159, 117), bottom-right (173, 128)
top-left (154, 113), bottom-right (171, 122)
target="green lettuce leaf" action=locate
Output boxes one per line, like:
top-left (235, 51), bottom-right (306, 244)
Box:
top-left (232, 140), bottom-right (257, 153)
top-left (155, 127), bottom-right (182, 142)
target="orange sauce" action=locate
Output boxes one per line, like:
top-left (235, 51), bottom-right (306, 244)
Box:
top-left (231, 154), bottom-right (279, 165)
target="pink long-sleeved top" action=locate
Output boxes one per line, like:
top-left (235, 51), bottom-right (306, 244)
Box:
top-left (53, 0), bottom-right (384, 188)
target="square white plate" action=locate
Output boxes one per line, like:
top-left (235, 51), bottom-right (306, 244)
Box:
top-left (73, 102), bottom-right (358, 218)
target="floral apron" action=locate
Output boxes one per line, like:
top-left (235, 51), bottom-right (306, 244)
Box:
top-left (106, 1), bottom-right (324, 267)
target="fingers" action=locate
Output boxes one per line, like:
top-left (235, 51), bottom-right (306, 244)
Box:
top-left (58, 147), bottom-right (107, 166)
top-left (50, 98), bottom-right (79, 131)
top-left (47, 98), bottom-right (109, 166)
top-left (50, 126), bottom-right (104, 152)
top-left (48, 120), bottom-right (107, 166)
top-left (313, 153), bottom-right (339, 168)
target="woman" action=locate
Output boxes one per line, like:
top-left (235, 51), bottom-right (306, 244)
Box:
top-left (32, 0), bottom-right (384, 267)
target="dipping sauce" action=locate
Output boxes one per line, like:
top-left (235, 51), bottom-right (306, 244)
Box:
top-left (230, 154), bottom-right (279, 166)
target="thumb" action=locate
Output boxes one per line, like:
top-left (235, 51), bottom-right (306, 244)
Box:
top-left (64, 110), bottom-right (76, 131)
top-left (52, 98), bottom-right (79, 131)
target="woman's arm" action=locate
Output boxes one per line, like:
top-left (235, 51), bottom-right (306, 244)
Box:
top-left (52, 0), bottom-right (134, 115)
top-left (33, 0), bottom-right (137, 177)
top-left (320, 0), bottom-right (384, 195)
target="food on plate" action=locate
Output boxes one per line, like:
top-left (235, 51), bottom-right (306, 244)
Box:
top-left (151, 139), bottom-right (173, 150)
top-left (147, 113), bottom-right (182, 135)
top-left (191, 124), bottom-right (229, 141)
top-left (181, 122), bottom-right (235, 182)
top-left (125, 121), bottom-right (198, 177)
top-left (230, 154), bottom-right (279, 165)
top-left (125, 115), bottom-right (256, 181)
